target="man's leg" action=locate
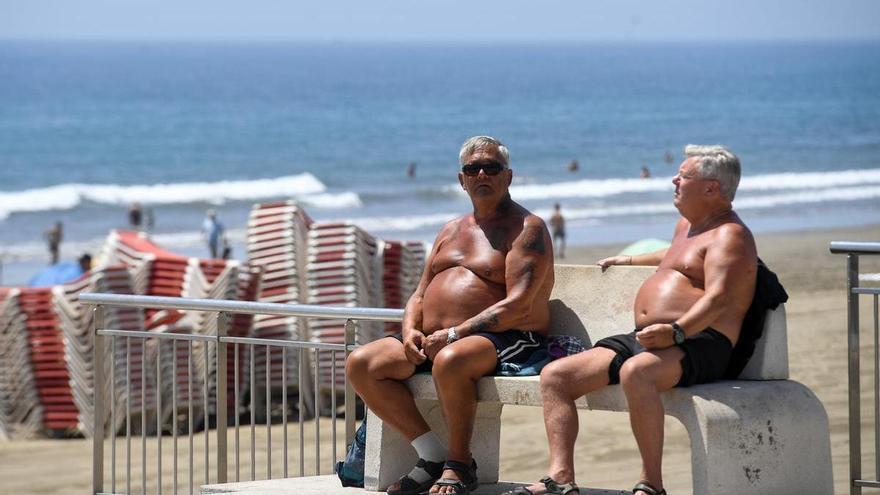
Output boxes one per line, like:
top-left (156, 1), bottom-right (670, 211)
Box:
top-left (518, 347), bottom-right (617, 494)
top-left (429, 337), bottom-right (498, 494)
top-left (618, 347), bottom-right (684, 495)
top-left (345, 337), bottom-right (428, 440)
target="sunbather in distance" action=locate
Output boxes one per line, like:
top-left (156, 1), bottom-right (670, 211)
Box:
top-left (509, 145), bottom-right (757, 495)
top-left (346, 136), bottom-right (555, 495)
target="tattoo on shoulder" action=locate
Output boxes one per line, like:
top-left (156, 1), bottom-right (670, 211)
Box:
top-left (471, 311), bottom-right (499, 333)
top-left (522, 226), bottom-right (546, 254)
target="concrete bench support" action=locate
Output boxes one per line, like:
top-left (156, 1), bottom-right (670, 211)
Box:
top-left (363, 265), bottom-right (833, 494)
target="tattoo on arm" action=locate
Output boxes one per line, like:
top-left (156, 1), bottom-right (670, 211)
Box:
top-left (520, 259), bottom-right (536, 289)
top-left (522, 226), bottom-right (546, 255)
top-left (471, 311), bottom-right (500, 333)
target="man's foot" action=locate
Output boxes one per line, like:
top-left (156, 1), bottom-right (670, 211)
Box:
top-left (427, 459), bottom-right (478, 494)
top-left (386, 458), bottom-right (444, 495)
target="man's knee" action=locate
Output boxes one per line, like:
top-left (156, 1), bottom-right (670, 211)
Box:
top-left (345, 346), bottom-right (373, 382)
top-left (539, 359), bottom-right (570, 393)
top-left (432, 346), bottom-right (488, 382)
top-left (619, 357), bottom-right (655, 391)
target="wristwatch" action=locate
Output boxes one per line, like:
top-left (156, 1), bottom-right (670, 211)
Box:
top-left (671, 322), bottom-right (686, 345)
top-left (446, 326), bottom-right (459, 344)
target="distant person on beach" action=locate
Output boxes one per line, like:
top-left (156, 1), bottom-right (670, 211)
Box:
top-left (128, 202), bottom-right (143, 230)
top-left (145, 207), bottom-right (155, 233)
top-left (347, 136), bottom-right (554, 495)
top-left (664, 150), bottom-right (674, 164)
top-left (550, 203), bottom-right (566, 259)
top-left (407, 161), bottom-right (417, 179)
top-left (514, 145), bottom-right (757, 495)
top-left (567, 159), bottom-right (579, 173)
top-left (640, 166), bottom-right (651, 178)
top-left (201, 209), bottom-right (225, 259)
top-left (77, 253), bottom-right (92, 273)
top-left (44, 221), bottom-right (63, 265)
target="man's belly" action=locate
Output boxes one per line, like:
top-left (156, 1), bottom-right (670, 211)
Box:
top-left (421, 266), bottom-right (506, 333)
top-left (634, 269), bottom-right (741, 343)
top-left (634, 269), bottom-right (704, 328)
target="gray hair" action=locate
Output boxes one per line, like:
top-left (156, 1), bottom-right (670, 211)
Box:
top-left (459, 136), bottom-right (510, 166)
top-left (684, 144), bottom-right (741, 201)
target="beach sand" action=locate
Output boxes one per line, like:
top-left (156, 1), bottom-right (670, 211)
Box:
top-left (1, 224), bottom-right (878, 494)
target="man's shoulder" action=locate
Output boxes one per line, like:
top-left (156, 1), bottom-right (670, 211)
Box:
top-left (713, 219), bottom-right (754, 243)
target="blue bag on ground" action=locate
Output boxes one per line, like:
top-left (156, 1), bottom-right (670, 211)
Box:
top-left (335, 415), bottom-right (367, 487)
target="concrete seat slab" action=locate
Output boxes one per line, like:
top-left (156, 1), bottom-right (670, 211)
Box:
top-left (202, 475), bottom-right (627, 495)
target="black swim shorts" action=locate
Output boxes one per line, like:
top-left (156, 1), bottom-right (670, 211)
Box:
top-left (593, 327), bottom-right (733, 387)
top-left (389, 330), bottom-right (546, 374)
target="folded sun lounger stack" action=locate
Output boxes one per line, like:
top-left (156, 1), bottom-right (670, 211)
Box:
top-left (246, 201), bottom-right (314, 413)
top-left (379, 241), bottom-right (427, 335)
top-left (98, 230), bottom-right (240, 424)
top-left (306, 222), bottom-right (384, 400)
top-left (0, 288), bottom-right (43, 440)
top-left (401, 241), bottom-right (427, 300)
top-left (52, 265), bottom-right (144, 437)
top-left (15, 286), bottom-right (79, 433)
top-left (223, 262), bottom-right (262, 415)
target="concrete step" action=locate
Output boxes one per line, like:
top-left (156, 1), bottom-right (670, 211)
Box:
top-left (202, 475), bottom-right (628, 495)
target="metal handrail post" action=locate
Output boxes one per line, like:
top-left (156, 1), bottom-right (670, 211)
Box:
top-left (344, 319), bottom-right (357, 446)
top-left (92, 305), bottom-right (106, 495)
top-left (216, 312), bottom-right (228, 484)
top-left (848, 254), bottom-right (861, 495)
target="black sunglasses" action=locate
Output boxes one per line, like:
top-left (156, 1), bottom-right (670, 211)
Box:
top-left (461, 160), bottom-right (506, 176)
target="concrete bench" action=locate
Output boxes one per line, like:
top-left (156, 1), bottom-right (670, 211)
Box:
top-left (364, 265), bottom-right (832, 495)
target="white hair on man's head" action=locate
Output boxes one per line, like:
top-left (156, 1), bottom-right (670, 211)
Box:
top-left (684, 144), bottom-right (741, 201)
top-left (459, 136), bottom-right (509, 166)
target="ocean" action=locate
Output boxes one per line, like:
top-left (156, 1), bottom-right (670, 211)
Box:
top-left (1, 41), bottom-right (879, 285)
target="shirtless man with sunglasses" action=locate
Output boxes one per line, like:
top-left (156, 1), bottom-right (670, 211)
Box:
top-left (346, 136), bottom-right (554, 495)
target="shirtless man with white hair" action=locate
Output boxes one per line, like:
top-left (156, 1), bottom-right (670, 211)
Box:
top-left (507, 145), bottom-right (757, 495)
top-left (346, 136), bottom-right (554, 495)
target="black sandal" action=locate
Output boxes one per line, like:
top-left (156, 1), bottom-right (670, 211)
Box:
top-left (633, 480), bottom-right (667, 495)
top-left (501, 475), bottom-right (580, 495)
top-left (386, 458), bottom-right (445, 495)
top-left (422, 459), bottom-right (478, 495)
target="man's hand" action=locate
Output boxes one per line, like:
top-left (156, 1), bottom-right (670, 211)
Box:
top-left (596, 255), bottom-right (631, 272)
top-left (635, 323), bottom-right (675, 350)
top-left (403, 331), bottom-right (427, 365)
top-left (422, 330), bottom-right (449, 361)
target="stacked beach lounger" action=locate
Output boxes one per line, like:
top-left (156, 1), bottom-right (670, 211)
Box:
top-left (0, 288), bottom-right (43, 439)
top-left (380, 241), bottom-right (427, 334)
top-left (52, 266), bottom-right (143, 436)
top-left (245, 201), bottom-right (314, 417)
top-left (17, 286), bottom-right (79, 434)
top-left (99, 230), bottom-right (240, 427)
top-left (306, 222), bottom-right (384, 412)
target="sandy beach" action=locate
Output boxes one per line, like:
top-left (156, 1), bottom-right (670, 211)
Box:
top-left (1, 223), bottom-right (878, 494)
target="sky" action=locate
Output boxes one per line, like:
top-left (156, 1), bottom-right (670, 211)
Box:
top-left (1, 0), bottom-right (879, 42)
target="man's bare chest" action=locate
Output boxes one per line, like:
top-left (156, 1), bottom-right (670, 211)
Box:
top-left (659, 236), bottom-right (709, 285)
top-left (431, 230), bottom-right (510, 284)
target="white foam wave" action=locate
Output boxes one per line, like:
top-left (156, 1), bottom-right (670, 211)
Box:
top-left (2, 185), bottom-right (878, 264)
top-left (538, 185), bottom-right (880, 222)
top-left (0, 174), bottom-right (362, 220)
top-left (494, 167), bottom-right (880, 201)
top-left (364, 184), bottom-right (880, 233)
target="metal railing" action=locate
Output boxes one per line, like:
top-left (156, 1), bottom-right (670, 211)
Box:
top-left (80, 292), bottom-right (404, 495)
top-left (830, 241), bottom-right (880, 495)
